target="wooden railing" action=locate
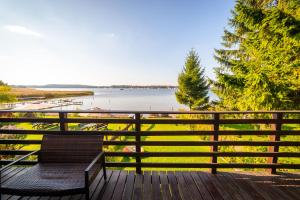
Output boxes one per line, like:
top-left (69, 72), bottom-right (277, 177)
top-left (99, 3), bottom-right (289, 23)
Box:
top-left (0, 110), bottom-right (299, 174)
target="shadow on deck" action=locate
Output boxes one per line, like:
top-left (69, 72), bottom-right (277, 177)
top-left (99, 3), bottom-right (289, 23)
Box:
top-left (1, 167), bottom-right (299, 200)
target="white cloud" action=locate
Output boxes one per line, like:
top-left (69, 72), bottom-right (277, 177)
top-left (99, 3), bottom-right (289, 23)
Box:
top-left (3, 25), bottom-right (43, 38)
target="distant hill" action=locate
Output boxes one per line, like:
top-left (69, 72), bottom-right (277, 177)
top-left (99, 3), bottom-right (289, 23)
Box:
top-left (11, 84), bottom-right (178, 89)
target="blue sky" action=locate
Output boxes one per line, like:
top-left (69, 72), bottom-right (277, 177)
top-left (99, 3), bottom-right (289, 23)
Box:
top-left (0, 0), bottom-right (235, 86)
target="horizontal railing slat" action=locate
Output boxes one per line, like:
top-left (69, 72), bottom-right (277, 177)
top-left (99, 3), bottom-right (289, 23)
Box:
top-left (105, 162), bottom-right (300, 169)
top-left (2, 150), bottom-right (300, 157)
top-left (0, 129), bottom-right (138, 136)
top-left (0, 118), bottom-right (61, 123)
top-left (0, 109), bottom-right (300, 114)
top-left (1, 129), bottom-right (300, 136)
top-left (140, 119), bottom-right (300, 124)
top-left (1, 161), bottom-right (299, 169)
top-left (104, 152), bottom-right (300, 157)
top-left (1, 140), bottom-right (299, 146)
top-left (0, 118), bottom-right (135, 124)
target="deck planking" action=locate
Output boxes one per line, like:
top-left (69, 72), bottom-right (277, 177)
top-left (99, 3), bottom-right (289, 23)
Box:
top-left (1, 168), bottom-right (299, 200)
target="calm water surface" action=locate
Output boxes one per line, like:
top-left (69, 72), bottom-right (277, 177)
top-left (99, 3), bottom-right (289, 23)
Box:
top-left (35, 88), bottom-right (217, 111)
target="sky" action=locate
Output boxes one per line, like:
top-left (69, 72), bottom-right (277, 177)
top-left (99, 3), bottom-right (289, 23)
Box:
top-left (0, 0), bottom-right (235, 86)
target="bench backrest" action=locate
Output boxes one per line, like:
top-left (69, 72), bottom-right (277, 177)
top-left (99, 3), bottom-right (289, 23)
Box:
top-left (39, 135), bottom-right (103, 163)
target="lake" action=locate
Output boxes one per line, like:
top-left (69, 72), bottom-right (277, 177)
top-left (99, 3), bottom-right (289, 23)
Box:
top-left (34, 88), bottom-right (218, 111)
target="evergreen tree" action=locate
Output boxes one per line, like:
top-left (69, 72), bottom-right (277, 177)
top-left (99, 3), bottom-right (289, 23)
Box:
top-left (212, 0), bottom-right (300, 110)
top-left (176, 49), bottom-right (210, 110)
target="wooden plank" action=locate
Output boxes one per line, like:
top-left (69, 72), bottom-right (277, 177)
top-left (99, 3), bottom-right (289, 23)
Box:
top-left (221, 172), bottom-right (253, 200)
top-left (152, 171), bottom-right (162, 200)
top-left (1, 167), bottom-right (24, 182)
top-left (166, 171), bottom-right (181, 200)
top-left (27, 197), bottom-right (40, 200)
top-left (175, 172), bottom-right (192, 200)
top-left (202, 172), bottom-right (235, 200)
top-left (253, 172), bottom-right (299, 199)
top-left (227, 173), bottom-right (264, 200)
top-left (47, 197), bottom-right (61, 200)
top-left (111, 170), bottom-right (128, 200)
top-left (1, 169), bottom-right (299, 200)
top-left (182, 172), bottom-right (203, 200)
top-left (214, 173), bottom-right (244, 200)
top-left (59, 196), bottom-right (71, 200)
top-left (1, 167), bottom-right (19, 180)
top-left (196, 172), bottom-right (224, 200)
top-left (8, 196), bottom-right (22, 200)
top-left (275, 172), bottom-right (300, 198)
top-left (89, 170), bottom-right (106, 199)
top-left (1, 194), bottom-right (13, 200)
top-left (143, 171), bottom-right (153, 200)
top-left (19, 196), bottom-right (31, 200)
top-left (91, 170), bottom-right (113, 200)
top-left (190, 172), bottom-right (213, 200)
top-left (37, 197), bottom-right (50, 200)
top-left (2, 167), bottom-right (29, 183)
top-left (99, 170), bottom-right (121, 200)
top-left (1, 166), bottom-right (17, 176)
top-left (122, 171), bottom-right (135, 200)
top-left (133, 173), bottom-right (143, 200)
top-left (238, 172), bottom-right (279, 200)
top-left (159, 171), bottom-right (172, 200)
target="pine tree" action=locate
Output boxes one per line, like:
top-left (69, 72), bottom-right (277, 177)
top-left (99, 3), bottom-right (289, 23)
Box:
top-left (212, 0), bottom-right (300, 110)
top-left (176, 49), bottom-right (210, 110)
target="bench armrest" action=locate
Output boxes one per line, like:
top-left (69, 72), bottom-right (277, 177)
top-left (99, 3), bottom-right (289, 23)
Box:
top-left (84, 152), bottom-right (106, 187)
top-left (0, 150), bottom-right (39, 173)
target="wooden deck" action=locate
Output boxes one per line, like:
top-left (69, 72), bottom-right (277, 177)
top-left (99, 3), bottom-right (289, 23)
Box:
top-left (1, 167), bottom-right (299, 200)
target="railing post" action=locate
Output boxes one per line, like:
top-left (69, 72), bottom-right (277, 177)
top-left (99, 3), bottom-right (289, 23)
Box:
top-left (59, 112), bottom-right (68, 132)
top-left (268, 112), bottom-right (282, 174)
top-left (135, 113), bottom-right (142, 174)
top-left (210, 113), bottom-right (219, 174)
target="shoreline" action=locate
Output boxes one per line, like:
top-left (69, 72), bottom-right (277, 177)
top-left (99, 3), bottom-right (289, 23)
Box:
top-left (8, 88), bottom-right (94, 101)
